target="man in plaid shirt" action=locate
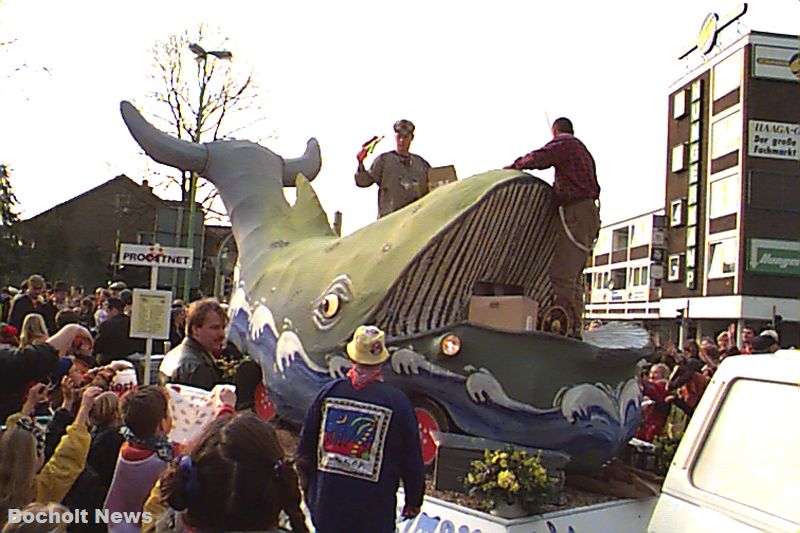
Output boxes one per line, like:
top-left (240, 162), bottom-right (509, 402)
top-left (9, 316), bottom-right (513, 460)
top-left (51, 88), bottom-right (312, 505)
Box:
top-left (506, 117), bottom-right (600, 337)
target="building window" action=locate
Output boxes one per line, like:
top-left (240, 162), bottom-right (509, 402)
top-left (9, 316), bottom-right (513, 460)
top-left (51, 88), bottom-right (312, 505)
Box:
top-left (712, 49), bottom-right (743, 102)
top-left (610, 268), bottom-right (627, 290)
top-left (708, 239), bottom-right (737, 278)
top-left (641, 265), bottom-right (649, 284)
top-left (709, 175), bottom-right (738, 219)
top-left (612, 227), bottom-right (629, 252)
top-left (711, 110), bottom-right (742, 160)
top-left (671, 144), bottom-right (687, 173)
top-left (629, 266), bottom-right (650, 287)
top-left (673, 90), bottom-right (687, 119)
top-left (670, 199), bottom-right (685, 227)
top-left (668, 254), bottom-right (683, 282)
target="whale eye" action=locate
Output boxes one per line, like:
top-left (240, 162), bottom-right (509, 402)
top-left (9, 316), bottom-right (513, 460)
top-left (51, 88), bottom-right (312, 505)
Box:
top-left (321, 294), bottom-right (340, 318)
top-left (312, 275), bottom-right (354, 331)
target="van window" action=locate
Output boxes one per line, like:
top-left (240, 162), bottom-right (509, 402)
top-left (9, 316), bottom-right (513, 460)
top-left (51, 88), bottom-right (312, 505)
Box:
top-left (691, 378), bottom-right (800, 523)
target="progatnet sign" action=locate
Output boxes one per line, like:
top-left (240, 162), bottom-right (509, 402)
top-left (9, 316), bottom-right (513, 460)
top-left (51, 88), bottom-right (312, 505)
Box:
top-left (119, 244), bottom-right (193, 269)
top-left (748, 239), bottom-right (800, 276)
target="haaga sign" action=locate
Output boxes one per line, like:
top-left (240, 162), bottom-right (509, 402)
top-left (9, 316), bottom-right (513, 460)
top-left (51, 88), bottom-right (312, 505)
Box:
top-left (119, 244), bottom-right (193, 269)
top-left (748, 120), bottom-right (800, 160)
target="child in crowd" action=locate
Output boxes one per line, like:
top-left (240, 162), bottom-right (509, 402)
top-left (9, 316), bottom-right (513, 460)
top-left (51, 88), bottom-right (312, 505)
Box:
top-left (637, 363), bottom-right (670, 442)
top-left (103, 386), bottom-right (173, 533)
top-left (88, 392), bottom-right (124, 491)
top-left (0, 384), bottom-right (101, 529)
top-left (149, 413), bottom-right (308, 533)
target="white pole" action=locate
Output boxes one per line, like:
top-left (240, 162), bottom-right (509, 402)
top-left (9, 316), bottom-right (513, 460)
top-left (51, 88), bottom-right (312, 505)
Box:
top-left (143, 249), bottom-right (159, 385)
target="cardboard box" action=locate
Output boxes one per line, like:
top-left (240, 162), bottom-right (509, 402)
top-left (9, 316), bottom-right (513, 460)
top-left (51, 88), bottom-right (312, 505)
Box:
top-left (467, 295), bottom-right (538, 332)
top-left (427, 165), bottom-right (458, 191)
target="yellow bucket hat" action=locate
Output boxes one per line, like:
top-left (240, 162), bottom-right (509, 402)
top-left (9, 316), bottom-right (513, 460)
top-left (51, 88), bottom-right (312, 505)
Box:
top-left (346, 325), bottom-right (390, 366)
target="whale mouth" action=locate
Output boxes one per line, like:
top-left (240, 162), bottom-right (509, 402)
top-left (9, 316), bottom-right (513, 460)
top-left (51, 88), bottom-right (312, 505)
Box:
top-left (368, 176), bottom-right (558, 338)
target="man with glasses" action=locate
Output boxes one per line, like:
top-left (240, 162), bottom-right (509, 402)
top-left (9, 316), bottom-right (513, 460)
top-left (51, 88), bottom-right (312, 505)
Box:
top-left (355, 119), bottom-right (431, 218)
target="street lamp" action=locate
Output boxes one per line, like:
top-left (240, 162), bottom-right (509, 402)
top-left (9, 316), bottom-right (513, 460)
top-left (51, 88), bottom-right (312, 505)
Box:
top-left (182, 42), bottom-right (232, 303)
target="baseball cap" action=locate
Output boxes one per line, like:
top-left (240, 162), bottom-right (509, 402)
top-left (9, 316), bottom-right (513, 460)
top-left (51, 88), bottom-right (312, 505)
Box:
top-left (393, 119), bottom-right (415, 136)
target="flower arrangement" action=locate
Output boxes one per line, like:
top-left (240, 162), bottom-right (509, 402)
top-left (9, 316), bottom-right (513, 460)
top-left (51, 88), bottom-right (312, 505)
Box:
top-left (465, 446), bottom-right (559, 513)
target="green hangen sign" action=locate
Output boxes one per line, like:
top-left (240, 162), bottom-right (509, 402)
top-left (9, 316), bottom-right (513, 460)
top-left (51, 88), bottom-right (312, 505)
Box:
top-left (747, 238), bottom-right (800, 276)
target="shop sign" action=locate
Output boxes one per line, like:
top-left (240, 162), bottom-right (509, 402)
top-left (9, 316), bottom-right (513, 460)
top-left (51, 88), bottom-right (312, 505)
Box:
top-left (696, 13), bottom-right (719, 55)
top-left (753, 45), bottom-right (800, 81)
top-left (748, 239), bottom-right (800, 276)
top-left (119, 243), bottom-right (194, 269)
top-left (678, 4), bottom-right (748, 59)
top-left (748, 120), bottom-right (800, 160)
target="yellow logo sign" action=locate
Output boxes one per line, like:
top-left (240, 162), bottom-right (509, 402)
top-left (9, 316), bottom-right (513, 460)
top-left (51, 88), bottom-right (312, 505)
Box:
top-left (696, 13), bottom-right (719, 55)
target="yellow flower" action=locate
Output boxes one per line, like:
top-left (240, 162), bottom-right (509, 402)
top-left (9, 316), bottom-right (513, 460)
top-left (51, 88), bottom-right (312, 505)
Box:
top-left (497, 470), bottom-right (516, 489)
top-left (510, 482), bottom-right (521, 493)
top-left (500, 459), bottom-right (508, 468)
top-left (467, 473), bottom-right (475, 484)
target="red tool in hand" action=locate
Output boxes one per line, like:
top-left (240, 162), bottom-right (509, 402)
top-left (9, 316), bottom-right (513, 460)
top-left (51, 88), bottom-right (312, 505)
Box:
top-left (357, 135), bottom-right (384, 163)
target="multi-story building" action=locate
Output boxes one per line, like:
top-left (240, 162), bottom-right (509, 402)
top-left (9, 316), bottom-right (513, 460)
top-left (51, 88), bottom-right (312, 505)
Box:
top-left (585, 209), bottom-right (665, 327)
top-left (661, 27), bottom-right (800, 346)
top-left (584, 18), bottom-right (800, 347)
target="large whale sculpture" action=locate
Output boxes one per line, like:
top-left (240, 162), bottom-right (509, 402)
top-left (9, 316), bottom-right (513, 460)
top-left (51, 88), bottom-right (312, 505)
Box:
top-left (120, 101), bottom-right (649, 471)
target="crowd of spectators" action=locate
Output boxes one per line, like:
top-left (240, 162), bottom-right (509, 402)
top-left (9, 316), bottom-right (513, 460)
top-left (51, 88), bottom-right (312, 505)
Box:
top-left (635, 324), bottom-right (786, 443)
top-left (1, 273), bottom-right (423, 533)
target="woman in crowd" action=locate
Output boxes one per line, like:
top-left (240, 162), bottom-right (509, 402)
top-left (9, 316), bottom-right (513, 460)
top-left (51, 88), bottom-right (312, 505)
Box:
top-left (19, 314), bottom-right (49, 347)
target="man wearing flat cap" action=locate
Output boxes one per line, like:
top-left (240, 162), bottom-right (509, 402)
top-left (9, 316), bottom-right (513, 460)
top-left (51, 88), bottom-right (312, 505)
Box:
top-left (355, 119), bottom-right (431, 218)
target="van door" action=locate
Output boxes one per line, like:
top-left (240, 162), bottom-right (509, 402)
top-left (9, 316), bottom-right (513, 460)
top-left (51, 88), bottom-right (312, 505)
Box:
top-left (649, 367), bottom-right (800, 532)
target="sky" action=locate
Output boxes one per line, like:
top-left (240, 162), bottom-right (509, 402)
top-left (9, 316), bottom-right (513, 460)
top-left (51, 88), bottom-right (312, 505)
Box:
top-left (1, 0), bottom-right (798, 236)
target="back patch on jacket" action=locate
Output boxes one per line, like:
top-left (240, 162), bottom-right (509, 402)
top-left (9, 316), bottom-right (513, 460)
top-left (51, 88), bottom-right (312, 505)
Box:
top-left (317, 397), bottom-right (392, 482)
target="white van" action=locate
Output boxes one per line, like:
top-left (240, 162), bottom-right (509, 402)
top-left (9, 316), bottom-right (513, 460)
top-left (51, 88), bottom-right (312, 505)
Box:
top-left (648, 350), bottom-right (800, 532)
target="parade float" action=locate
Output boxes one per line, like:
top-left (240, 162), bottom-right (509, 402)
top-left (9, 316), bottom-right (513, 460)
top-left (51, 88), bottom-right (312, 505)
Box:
top-left (120, 101), bottom-right (651, 474)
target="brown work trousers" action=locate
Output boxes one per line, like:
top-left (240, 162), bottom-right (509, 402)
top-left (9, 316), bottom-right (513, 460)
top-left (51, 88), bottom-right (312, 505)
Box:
top-left (549, 198), bottom-right (600, 335)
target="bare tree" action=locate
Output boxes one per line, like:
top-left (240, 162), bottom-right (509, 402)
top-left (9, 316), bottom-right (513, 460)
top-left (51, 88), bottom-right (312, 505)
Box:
top-left (146, 24), bottom-right (266, 222)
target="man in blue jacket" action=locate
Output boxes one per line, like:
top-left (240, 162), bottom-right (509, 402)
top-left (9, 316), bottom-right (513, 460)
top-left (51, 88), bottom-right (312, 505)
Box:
top-left (297, 325), bottom-right (424, 533)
